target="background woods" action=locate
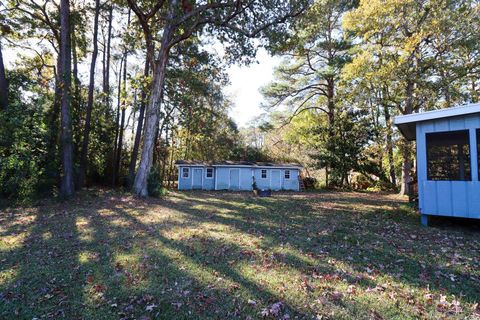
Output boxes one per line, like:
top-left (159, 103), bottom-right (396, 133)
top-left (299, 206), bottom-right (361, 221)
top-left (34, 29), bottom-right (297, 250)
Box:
top-left (0, 0), bottom-right (479, 200)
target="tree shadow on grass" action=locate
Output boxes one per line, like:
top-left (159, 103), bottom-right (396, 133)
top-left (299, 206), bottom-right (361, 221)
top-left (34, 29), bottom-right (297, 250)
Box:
top-left (1, 191), bottom-right (317, 318)
top-left (1, 189), bottom-right (479, 319)
top-left (166, 191), bottom-right (480, 304)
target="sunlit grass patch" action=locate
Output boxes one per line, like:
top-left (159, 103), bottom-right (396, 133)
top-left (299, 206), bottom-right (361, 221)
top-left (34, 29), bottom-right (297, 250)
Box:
top-left (0, 189), bottom-right (479, 319)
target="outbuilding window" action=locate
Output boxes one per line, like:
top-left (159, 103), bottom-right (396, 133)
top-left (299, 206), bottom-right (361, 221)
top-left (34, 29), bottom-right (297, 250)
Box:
top-left (284, 170), bottom-right (290, 179)
top-left (261, 169), bottom-right (267, 179)
top-left (206, 167), bottom-right (214, 178)
top-left (426, 130), bottom-right (471, 181)
top-left (182, 167), bottom-right (190, 178)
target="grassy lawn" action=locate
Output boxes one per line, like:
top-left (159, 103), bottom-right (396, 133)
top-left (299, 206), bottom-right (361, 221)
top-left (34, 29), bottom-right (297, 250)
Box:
top-left (1, 190), bottom-right (479, 319)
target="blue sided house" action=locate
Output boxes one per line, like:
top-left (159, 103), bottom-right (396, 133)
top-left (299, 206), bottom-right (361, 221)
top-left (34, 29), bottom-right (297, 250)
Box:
top-left (395, 102), bottom-right (480, 226)
top-left (175, 160), bottom-right (302, 191)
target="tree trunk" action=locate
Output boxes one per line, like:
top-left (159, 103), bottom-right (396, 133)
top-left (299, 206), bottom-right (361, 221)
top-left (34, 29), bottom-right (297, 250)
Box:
top-left (400, 80), bottom-right (414, 196)
top-left (471, 78), bottom-right (478, 103)
top-left (133, 22), bottom-right (175, 196)
top-left (325, 77), bottom-right (335, 188)
top-left (400, 141), bottom-right (412, 196)
top-left (160, 123), bottom-right (170, 185)
top-left (383, 104), bottom-right (396, 187)
top-left (112, 56), bottom-right (123, 186)
top-left (78, 0), bottom-right (100, 188)
top-left (127, 2), bottom-right (157, 185)
top-left (71, 20), bottom-right (81, 107)
top-left (59, 0), bottom-right (75, 197)
top-left (114, 45), bottom-right (128, 186)
top-left (103, 4), bottom-right (113, 105)
top-left (46, 61), bottom-right (62, 182)
top-left (128, 57), bottom-right (149, 184)
top-left (0, 41), bottom-right (8, 110)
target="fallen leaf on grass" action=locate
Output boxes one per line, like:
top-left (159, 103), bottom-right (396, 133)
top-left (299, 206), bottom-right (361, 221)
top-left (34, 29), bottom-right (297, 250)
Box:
top-left (423, 293), bottom-right (433, 305)
top-left (346, 285), bottom-right (356, 295)
top-left (171, 302), bottom-right (182, 309)
top-left (93, 283), bottom-right (106, 293)
top-left (261, 302), bottom-right (283, 317)
top-left (331, 291), bottom-right (343, 301)
top-left (145, 304), bottom-right (156, 311)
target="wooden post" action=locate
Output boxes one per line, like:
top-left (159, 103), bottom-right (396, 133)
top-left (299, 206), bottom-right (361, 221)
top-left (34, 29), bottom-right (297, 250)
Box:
top-left (421, 214), bottom-right (429, 227)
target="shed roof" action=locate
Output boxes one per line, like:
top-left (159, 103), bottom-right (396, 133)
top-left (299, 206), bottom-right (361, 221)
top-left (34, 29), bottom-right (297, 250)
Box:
top-left (394, 102), bottom-right (480, 141)
top-left (175, 160), bottom-right (302, 169)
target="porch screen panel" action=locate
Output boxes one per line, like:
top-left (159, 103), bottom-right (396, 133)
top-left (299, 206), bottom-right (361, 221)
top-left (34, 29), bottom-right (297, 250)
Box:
top-left (426, 130), bottom-right (471, 181)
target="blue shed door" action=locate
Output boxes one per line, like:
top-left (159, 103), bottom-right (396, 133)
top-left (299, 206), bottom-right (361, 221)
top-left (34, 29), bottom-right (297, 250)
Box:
top-left (229, 169), bottom-right (240, 190)
top-left (192, 168), bottom-right (203, 189)
top-left (271, 170), bottom-right (281, 190)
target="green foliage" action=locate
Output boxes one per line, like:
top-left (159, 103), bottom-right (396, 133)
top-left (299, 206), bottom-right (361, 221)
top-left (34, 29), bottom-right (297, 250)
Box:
top-left (0, 69), bottom-right (52, 200)
top-left (310, 109), bottom-right (373, 187)
top-left (147, 166), bottom-right (168, 197)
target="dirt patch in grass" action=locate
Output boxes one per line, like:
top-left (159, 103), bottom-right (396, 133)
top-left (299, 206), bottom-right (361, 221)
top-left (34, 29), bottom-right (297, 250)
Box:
top-left (1, 189), bottom-right (479, 319)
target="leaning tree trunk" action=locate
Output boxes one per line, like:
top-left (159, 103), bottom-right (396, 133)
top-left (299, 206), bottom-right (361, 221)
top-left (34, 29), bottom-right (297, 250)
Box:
top-left (59, 0), bottom-right (75, 197)
top-left (0, 41), bottom-right (8, 110)
top-left (127, 3), bottom-right (156, 185)
top-left (133, 22), bottom-right (175, 196)
top-left (128, 57), bottom-right (149, 184)
top-left (78, 0), bottom-right (100, 188)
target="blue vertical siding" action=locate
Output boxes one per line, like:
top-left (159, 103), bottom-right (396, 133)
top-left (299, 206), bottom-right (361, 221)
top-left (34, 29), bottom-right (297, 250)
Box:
top-left (239, 168), bottom-right (253, 190)
top-left (215, 167), bottom-right (230, 190)
top-left (192, 168), bottom-right (203, 189)
top-left (417, 113), bottom-right (480, 219)
top-left (178, 166), bottom-right (193, 190)
top-left (178, 166), bottom-right (301, 191)
top-left (283, 169), bottom-right (299, 190)
top-left (203, 168), bottom-right (215, 190)
top-left (253, 169), bottom-right (270, 190)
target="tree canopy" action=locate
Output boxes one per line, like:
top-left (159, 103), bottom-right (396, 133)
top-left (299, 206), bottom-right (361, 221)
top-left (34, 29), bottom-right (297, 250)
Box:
top-left (0, 0), bottom-right (479, 200)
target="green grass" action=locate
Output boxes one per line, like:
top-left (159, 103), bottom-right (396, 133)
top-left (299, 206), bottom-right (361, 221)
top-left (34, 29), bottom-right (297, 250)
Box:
top-left (1, 189), bottom-right (479, 319)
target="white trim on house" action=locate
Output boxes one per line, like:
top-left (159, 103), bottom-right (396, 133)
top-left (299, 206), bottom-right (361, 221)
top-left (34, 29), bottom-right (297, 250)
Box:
top-left (205, 167), bottom-right (214, 179)
top-left (270, 169), bottom-right (281, 190)
top-left (228, 168), bottom-right (240, 190)
top-left (261, 169), bottom-right (268, 179)
top-left (214, 164), bottom-right (302, 169)
top-left (175, 164), bottom-right (302, 170)
top-left (394, 103), bottom-right (480, 141)
top-left (395, 103), bottom-right (480, 125)
top-left (181, 167), bottom-right (190, 179)
top-left (191, 167), bottom-right (204, 189)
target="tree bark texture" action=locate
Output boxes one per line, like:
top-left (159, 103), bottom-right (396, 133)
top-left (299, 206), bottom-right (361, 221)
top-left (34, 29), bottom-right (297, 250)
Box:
top-left (400, 80), bottom-right (414, 196)
top-left (112, 56), bottom-right (123, 186)
top-left (383, 104), bottom-right (396, 187)
top-left (0, 42), bottom-right (8, 110)
top-left (78, 0), bottom-right (100, 188)
top-left (128, 57), bottom-right (149, 184)
top-left (133, 21), bottom-right (175, 196)
top-left (102, 5), bottom-right (113, 106)
top-left (59, 0), bottom-right (75, 197)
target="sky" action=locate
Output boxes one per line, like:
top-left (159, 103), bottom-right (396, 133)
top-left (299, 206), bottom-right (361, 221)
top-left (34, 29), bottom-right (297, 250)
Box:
top-left (224, 49), bottom-right (281, 128)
